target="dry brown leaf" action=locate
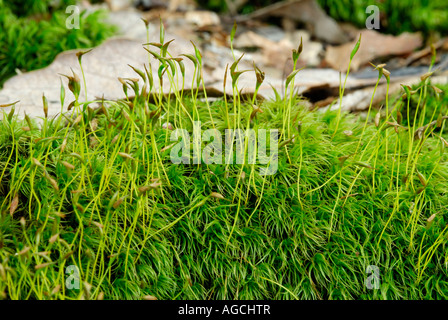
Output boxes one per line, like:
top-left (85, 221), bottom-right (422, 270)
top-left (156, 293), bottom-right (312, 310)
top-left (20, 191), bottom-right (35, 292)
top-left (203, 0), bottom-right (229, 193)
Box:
top-left (325, 29), bottom-right (422, 72)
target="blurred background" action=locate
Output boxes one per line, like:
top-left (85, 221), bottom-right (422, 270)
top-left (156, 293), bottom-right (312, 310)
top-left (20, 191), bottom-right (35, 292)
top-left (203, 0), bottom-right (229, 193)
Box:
top-left (1, 0), bottom-right (447, 114)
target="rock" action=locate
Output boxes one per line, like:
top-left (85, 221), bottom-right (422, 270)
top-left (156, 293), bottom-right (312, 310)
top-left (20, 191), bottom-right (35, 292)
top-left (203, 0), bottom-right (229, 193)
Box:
top-left (168, 0), bottom-right (197, 11)
top-left (106, 9), bottom-right (148, 41)
top-left (237, 0), bottom-right (349, 45)
top-left (253, 25), bottom-right (286, 43)
top-left (0, 35), bottom-right (196, 119)
top-left (185, 10), bottom-right (220, 28)
top-left (105, 0), bottom-right (134, 11)
top-left (322, 71), bottom-right (448, 113)
top-left (234, 30), bottom-right (322, 69)
top-left (233, 30), bottom-right (274, 49)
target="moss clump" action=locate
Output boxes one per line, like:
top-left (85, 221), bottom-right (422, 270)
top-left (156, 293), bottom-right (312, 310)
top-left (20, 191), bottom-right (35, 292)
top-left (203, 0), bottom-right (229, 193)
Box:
top-left (0, 30), bottom-right (447, 300)
top-left (0, 0), bottom-right (116, 87)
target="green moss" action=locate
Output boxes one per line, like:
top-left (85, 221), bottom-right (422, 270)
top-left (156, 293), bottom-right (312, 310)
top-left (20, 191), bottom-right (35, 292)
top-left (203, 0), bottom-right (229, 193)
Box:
top-left (0, 0), bottom-right (116, 87)
top-left (318, 0), bottom-right (448, 36)
top-left (0, 27), bottom-right (447, 300)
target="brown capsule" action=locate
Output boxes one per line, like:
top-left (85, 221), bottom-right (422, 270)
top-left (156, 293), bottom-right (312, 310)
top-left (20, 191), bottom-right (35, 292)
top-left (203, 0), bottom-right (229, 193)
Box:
top-left (432, 85), bottom-right (443, 94)
top-left (70, 152), bottom-right (84, 164)
top-left (113, 197), bottom-right (125, 209)
top-left (42, 94), bottom-right (49, 118)
top-left (76, 49), bottom-right (92, 61)
top-left (416, 187), bottom-right (425, 194)
top-left (32, 158), bottom-right (44, 168)
top-left (0, 100), bottom-right (19, 108)
top-left (397, 111), bottom-right (402, 124)
top-left (340, 193), bottom-right (360, 200)
top-left (53, 212), bottom-right (67, 218)
top-left (17, 246), bottom-right (31, 256)
top-left (61, 161), bottom-right (75, 170)
top-left (122, 110), bottom-right (131, 122)
top-left (374, 112), bottom-right (381, 127)
top-left (150, 181), bottom-right (162, 188)
top-left (89, 136), bottom-right (98, 149)
top-left (51, 285), bottom-right (61, 296)
top-left (90, 118), bottom-right (98, 131)
top-left (118, 152), bottom-right (135, 160)
top-left (35, 262), bottom-right (53, 270)
top-left (161, 143), bottom-right (175, 152)
top-left (143, 295), bottom-right (157, 300)
top-left (36, 251), bottom-right (51, 257)
top-left (0, 264), bottom-right (6, 280)
top-left (253, 62), bottom-right (265, 87)
top-left (48, 177), bottom-right (59, 191)
top-left (118, 77), bottom-right (126, 85)
top-left (10, 193), bottom-right (19, 216)
top-left (61, 138), bottom-right (68, 153)
top-left (402, 173), bottom-right (409, 184)
top-left (144, 101), bottom-right (150, 117)
top-left (338, 154), bottom-right (353, 166)
top-left (7, 104), bottom-right (15, 122)
top-left (60, 70), bottom-right (80, 97)
top-left (73, 114), bottom-right (83, 127)
top-left (416, 171), bottom-right (427, 186)
top-left (67, 100), bottom-right (76, 111)
top-left (141, 18), bottom-right (150, 27)
top-left (138, 182), bottom-right (161, 194)
top-left (141, 83), bottom-right (148, 98)
top-left (49, 234), bottom-right (59, 244)
top-left (92, 221), bottom-right (104, 230)
top-left (250, 105), bottom-right (263, 120)
top-left (63, 251), bottom-right (74, 260)
top-left (111, 134), bottom-right (120, 146)
top-left (210, 192), bottom-right (225, 199)
top-left (24, 112), bottom-right (33, 129)
top-left (420, 71), bottom-right (434, 82)
top-left (138, 186), bottom-right (151, 193)
top-left (437, 113), bottom-right (443, 128)
top-left (354, 161), bottom-right (374, 169)
top-left (126, 77), bottom-right (139, 83)
top-left (149, 108), bottom-right (160, 119)
top-left (72, 70), bottom-right (80, 85)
